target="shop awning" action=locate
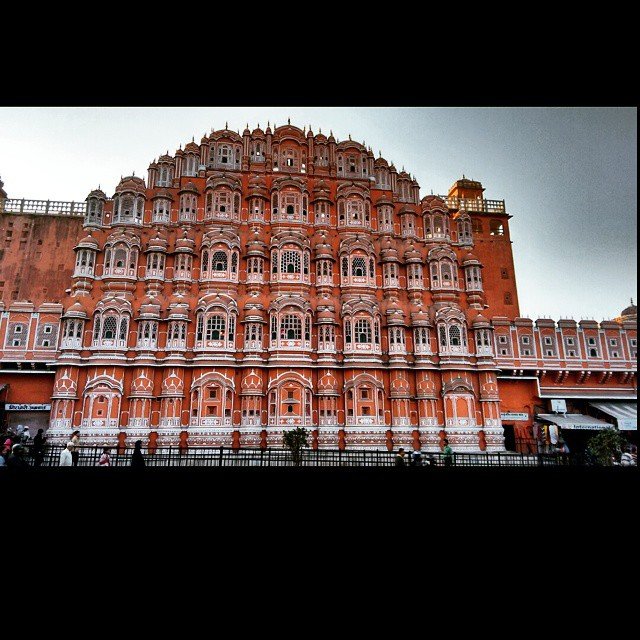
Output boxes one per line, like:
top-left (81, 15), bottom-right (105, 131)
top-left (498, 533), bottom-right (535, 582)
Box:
top-left (537, 413), bottom-right (614, 430)
top-left (589, 402), bottom-right (637, 430)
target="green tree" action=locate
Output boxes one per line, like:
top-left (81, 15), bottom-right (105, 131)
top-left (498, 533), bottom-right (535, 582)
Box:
top-left (282, 427), bottom-right (309, 466)
top-left (586, 428), bottom-right (627, 466)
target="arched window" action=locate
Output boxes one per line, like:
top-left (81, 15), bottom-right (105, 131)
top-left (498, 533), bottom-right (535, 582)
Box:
top-left (281, 251), bottom-right (300, 274)
top-left (355, 319), bottom-right (372, 343)
top-left (153, 199), bottom-right (171, 223)
top-left (281, 315), bottom-right (301, 340)
top-left (212, 251), bottom-right (227, 272)
top-left (206, 315), bottom-right (226, 340)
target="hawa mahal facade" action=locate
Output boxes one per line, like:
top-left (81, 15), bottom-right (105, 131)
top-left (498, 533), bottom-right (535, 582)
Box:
top-left (0, 122), bottom-right (636, 451)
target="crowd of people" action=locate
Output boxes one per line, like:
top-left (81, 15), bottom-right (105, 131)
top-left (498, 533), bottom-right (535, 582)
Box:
top-left (0, 425), bottom-right (146, 469)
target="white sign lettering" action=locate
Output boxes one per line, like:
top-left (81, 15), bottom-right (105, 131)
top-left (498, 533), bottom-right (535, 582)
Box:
top-left (5, 403), bottom-right (51, 411)
top-left (500, 412), bottom-right (529, 421)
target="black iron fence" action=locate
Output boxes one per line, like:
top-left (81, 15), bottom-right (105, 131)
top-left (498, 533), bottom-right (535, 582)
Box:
top-left (4, 444), bottom-right (600, 468)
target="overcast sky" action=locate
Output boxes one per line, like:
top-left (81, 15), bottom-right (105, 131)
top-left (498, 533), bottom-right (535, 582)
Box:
top-left (0, 107), bottom-right (636, 321)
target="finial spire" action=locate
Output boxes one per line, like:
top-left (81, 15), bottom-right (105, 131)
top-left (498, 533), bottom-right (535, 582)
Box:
top-left (348, 133), bottom-right (351, 140)
top-left (288, 117), bottom-right (291, 125)
top-left (225, 121), bottom-right (228, 129)
top-left (632, 297), bottom-right (635, 305)
top-left (192, 136), bottom-right (194, 142)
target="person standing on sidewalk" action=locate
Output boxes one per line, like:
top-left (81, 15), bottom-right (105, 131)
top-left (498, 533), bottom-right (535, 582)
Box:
top-left (394, 447), bottom-right (406, 467)
top-left (131, 440), bottom-right (146, 469)
top-left (32, 428), bottom-right (46, 467)
top-left (443, 439), bottom-right (454, 467)
top-left (70, 430), bottom-right (81, 467)
top-left (59, 442), bottom-right (73, 466)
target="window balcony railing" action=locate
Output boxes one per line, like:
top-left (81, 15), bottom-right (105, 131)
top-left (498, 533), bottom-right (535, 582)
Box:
top-left (270, 339), bottom-right (312, 350)
top-left (244, 339), bottom-right (263, 351)
top-left (346, 416), bottom-right (381, 426)
top-left (61, 337), bottom-right (83, 350)
top-left (145, 268), bottom-right (165, 279)
top-left (316, 275), bottom-right (333, 286)
top-left (159, 418), bottom-right (181, 428)
top-left (103, 267), bottom-right (137, 278)
top-left (378, 223), bottom-right (394, 233)
top-left (50, 418), bottom-right (72, 429)
top-left (0, 198), bottom-right (87, 217)
top-left (192, 417), bottom-right (232, 427)
top-left (74, 266), bottom-right (94, 277)
top-left (194, 340), bottom-right (235, 351)
top-left (241, 417), bottom-right (262, 427)
top-left (174, 269), bottom-right (192, 281)
top-left (178, 211), bottom-right (196, 223)
top-left (389, 344), bottom-right (406, 354)
top-left (137, 338), bottom-right (157, 349)
top-left (439, 196), bottom-right (506, 214)
top-left (475, 345), bottom-right (494, 357)
top-left (153, 213), bottom-right (171, 224)
top-left (166, 339), bottom-right (186, 351)
top-left (344, 343), bottom-right (381, 354)
top-left (81, 418), bottom-right (119, 428)
top-left (93, 339), bottom-right (128, 349)
top-left (129, 418), bottom-right (150, 428)
top-left (319, 417), bottom-right (338, 426)
top-left (407, 279), bottom-right (423, 290)
top-left (414, 344), bottom-right (432, 355)
top-left (247, 273), bottom-right (264, 283)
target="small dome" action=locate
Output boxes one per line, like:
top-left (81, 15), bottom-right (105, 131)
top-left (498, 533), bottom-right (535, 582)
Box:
top-left (374, 157), bottom-right (389, 168)
top-left (404, 244), bottom-right (422, 262)
top-left (115, 175), bottom-right (146, 195)
top-left (184, 141), bottom-right (199, 153)
top-left (313, 179), bottom-right (330, 193)
top-left (421, 195), bottom-right (448, 211)
top-left (252, 127), bottom-right (265, 136)
top-left (621, 299), bottom-right (637, 318)
top-left (76, 232), bottom-right (99, 250)
top-left (158, 153), bottom-right (173, 163)
top-left (175, 230), bottom-right (195, 251)
top-left (472, 313), bottom-right (490, 327)
top-left (398, 170), bottom-right (411, 180)
top-left (64, 300), bottom-right (90, 318)
top-left (317, 308), bottom-right (335, 321)
top-left (462, 252), bottom-right (480, 265)
top-left (147, 233), bottom-right (168, 252)
top-left (151, 187), bottom-right (174, 201)
top-left (179, 181), bottom-right (199, 194)
top-left (86, 188), bottom-right (107, 200)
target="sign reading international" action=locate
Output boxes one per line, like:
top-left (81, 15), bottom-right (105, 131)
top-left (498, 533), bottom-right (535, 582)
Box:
top-left (500, 412), bottom-right (529, 421)
top-left (5, 403), bottom-right (51, 411)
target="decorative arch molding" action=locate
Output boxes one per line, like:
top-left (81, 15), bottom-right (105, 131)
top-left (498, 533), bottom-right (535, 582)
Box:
top-left (344, 372), bottom-right (384, 391)
top-left (205, 174), bottom-right (242, 192)
top-left (435, 305), bottom-right (466, 324)
top-left (339, 235), bottom-right (375, 256)
top-left (268, 370), bottom-right (313, 391)
top-left (270, 230), bottom-right (310, 250)
top-left (269, 296), bottom-right (312, 314)
top-left (442, 376), bottom-right (474, 395)
top-left (201, 228), bottom-right (241, 250)
top-left (191, 371), bottom-right (236, 392)
top-left (427, 245), bottom-right (457, 263)
top-left (196, 293), bottom-right (238, 314)
top-left (84, 373), bottom-right (124, 394)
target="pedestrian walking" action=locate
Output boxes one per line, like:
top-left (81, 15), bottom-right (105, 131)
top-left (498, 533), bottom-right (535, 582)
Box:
top-left (22, 425), bottom-right (31, 444)
top-left (70, 430), bottom-right (80, 467)
top-left (32, 429), bottom-right (46, 467)
top-left (411, 449), bottom-right (423, 466)
top-left (131, 440), bottom-right (146, 469)
top-left (443, 438), bottom-right (454, 467)
top-left (7, 444), bottom-right (29, 470)
top-left (59, 442), bottom-right (73, 466)
top-left (394, 447), bottom-right (406, 467)
top-left (98, 447), bottom-right (112, 467)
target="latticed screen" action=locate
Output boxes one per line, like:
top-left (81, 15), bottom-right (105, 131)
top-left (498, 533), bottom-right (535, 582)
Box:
top-left (281, 315), bottom-right (301, 340)
top-left (355, 319), bottom-right (372, 343)
top-left (449, 325), bottom-right (461, 346)
top-left (102, 317), bottom-right (117, 339)
top-left (352, 256), bottom-right (366, 276)
top-left (281, 251), bottom-right (301, 274)
top-left (206, 315), bottom-right (226, 340)
top-left (212, 251), bottom-right (227, 271)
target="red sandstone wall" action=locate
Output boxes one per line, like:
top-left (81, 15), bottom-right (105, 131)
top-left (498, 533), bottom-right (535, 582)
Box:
top-left (0, 213), bottom-right (85, 306)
